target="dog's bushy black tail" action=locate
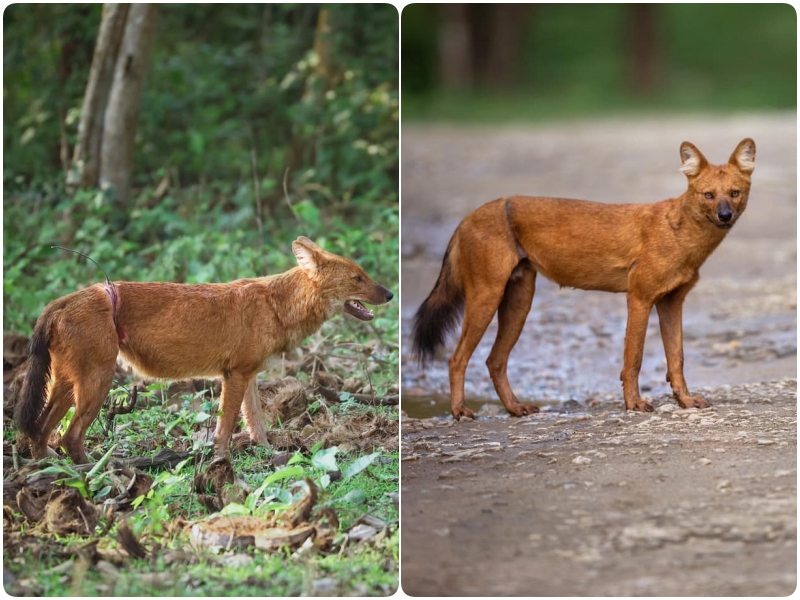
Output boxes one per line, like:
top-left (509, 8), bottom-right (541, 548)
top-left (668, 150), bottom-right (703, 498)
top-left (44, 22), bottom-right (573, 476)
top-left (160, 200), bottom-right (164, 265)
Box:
top-left (15, 311), bottom-right (54, 439)
top-left (411, 236), bottom-right (465, 366)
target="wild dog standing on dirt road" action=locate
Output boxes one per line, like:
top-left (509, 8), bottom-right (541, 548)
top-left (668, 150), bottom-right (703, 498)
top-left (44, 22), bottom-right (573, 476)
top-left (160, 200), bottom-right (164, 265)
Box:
top-left (412, 139), bottom-right (756, 419)
top-left (16, 237), bottom-right (393, 463)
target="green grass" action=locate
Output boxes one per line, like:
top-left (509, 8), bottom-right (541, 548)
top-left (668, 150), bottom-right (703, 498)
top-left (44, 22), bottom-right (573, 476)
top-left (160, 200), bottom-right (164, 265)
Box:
top-left (401, 89), bottom-right (797, 126)
top-left (8, 530), bottom-right (399, 595)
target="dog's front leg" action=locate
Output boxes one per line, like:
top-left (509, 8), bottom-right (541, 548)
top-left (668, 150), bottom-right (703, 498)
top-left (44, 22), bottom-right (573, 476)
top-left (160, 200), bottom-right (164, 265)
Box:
top-left (656, 280), bottom-right (709, 409)
top-left (242, 379), bottom-right (270, 446)
top-left (621, 294), bottom-right (655, 412)
top-left (214, 372), bottom-right (254, 458)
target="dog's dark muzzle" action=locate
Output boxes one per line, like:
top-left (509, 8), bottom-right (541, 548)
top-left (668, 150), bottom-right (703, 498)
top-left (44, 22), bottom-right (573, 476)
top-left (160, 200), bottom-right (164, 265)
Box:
top-left (716, 199), bottom-right (734, 226)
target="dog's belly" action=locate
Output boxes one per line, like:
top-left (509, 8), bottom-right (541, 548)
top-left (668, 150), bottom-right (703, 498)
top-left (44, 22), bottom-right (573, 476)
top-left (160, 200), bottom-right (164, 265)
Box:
top-left (118, 335), bottom-right (269, 381)
top-left (119, 347), bottom-right (225, 380)
top-left (528, 255), bottom-right (630, 293)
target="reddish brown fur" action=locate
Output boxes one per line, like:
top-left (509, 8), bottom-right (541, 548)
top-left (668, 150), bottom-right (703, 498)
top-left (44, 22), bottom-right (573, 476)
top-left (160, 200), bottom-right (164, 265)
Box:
top-left (412, 139), bottom-right (755, 419)
top-left (16, 237), bottom-right (393, 463)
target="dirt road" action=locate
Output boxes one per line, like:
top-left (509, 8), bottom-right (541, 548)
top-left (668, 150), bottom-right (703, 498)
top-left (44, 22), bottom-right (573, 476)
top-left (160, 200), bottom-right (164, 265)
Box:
top-left (401, 381), bottom-right (796, 596)
top-left (399, 114), bottom-right (796, 595)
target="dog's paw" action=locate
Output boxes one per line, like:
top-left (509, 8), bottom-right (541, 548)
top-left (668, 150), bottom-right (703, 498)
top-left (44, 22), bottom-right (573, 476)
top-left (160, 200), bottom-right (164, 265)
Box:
top-left (677, 395), bottom-right (710, 409)
top-left (626, 399), bottom-right (655, 412)
top-left (507, 403), bottom-right (540, 417)
top-left (452, 405), bottom-right (476, 420)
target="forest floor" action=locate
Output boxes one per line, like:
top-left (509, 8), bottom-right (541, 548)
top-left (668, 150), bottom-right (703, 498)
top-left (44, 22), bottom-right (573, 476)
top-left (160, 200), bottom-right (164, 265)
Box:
top-left (4, 330), bottom-right (399, 596)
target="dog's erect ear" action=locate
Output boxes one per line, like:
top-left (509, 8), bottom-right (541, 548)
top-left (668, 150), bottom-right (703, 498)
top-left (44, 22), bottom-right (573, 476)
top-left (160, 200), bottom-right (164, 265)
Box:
top-left (293, 237), bottom-right (321, 273)
top-left (295, 236), bottom-right (322, 252)
top-left (679, 142), bottom-right (708, 178)
top-left (729, 138), bottom-right (756, 174)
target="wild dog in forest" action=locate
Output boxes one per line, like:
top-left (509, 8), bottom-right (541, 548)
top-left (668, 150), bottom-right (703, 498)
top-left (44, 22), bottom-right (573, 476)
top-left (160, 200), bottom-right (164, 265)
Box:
top-left (412, 139), bottom-right (756, 419)
top-left (16, 237), bottom-right (393, 463)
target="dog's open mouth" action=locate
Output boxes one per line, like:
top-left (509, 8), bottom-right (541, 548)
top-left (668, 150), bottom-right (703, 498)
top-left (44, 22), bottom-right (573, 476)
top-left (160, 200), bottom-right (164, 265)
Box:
top-left (344, 299), bottom-right (374, 321)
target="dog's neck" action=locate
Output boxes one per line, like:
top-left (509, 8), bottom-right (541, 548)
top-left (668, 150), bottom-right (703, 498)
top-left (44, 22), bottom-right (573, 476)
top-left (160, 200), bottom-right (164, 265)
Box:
top-left (262, 269), bottom-right (334, 346)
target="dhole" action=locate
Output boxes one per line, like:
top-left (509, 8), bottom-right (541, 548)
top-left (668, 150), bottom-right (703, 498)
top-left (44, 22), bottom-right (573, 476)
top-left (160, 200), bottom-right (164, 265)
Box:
top-left (412, 139), bottom-right (756, 419)
top-left (16, 237), bottom-right (393, 463)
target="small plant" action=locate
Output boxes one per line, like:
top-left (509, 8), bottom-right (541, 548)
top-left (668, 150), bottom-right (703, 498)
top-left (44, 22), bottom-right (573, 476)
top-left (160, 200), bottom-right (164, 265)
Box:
top-left (128, 458), bottom-right (194, 535)
top-left (35, 444), bottom-right (118, 501)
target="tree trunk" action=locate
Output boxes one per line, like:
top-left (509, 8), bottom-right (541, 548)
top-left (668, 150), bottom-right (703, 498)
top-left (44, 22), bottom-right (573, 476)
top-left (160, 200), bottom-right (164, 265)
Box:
top-left (439, 4), bottom-right (473, 91)
top-left (99, 3), bottom-right (159, 205)
top-left (69, 3), bottom-right (130, 189)
top-left (484, 5), bottom-right (526, 89)
top-left (626, 4), bottom-right (660, 96)
top-left (312, 7), bottom-right (334, 87)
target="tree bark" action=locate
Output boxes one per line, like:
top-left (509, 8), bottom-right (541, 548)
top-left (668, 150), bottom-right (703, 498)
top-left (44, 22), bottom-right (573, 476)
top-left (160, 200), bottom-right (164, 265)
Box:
top-left (99, 3), bottom-right (159, 204)
top-left (69, 3), bottom-right (130, 189)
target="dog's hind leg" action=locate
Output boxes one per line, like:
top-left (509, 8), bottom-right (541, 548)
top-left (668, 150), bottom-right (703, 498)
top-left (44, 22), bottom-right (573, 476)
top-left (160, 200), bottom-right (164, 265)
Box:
top-left (61, 358), bottom-right (117, 464)
top-left (486, 262), bottom-right (539, 417)
top-left (448, 281), bottom-right (510, 420)
top-left (30, 368), bottom-right (74, 459)
top-left (53, 305), bottom-right (120, 464)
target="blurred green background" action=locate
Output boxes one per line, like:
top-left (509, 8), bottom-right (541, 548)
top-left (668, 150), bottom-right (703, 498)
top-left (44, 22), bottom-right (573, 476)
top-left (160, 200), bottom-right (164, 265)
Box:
top-left (4, 4), bottom-right (399, 334)
top-left (402, 3), bottom-right (796, 122)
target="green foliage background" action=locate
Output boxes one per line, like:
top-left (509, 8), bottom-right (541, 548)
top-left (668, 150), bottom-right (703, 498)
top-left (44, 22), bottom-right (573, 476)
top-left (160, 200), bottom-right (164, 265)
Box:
top-left (402, 3), bottom-right (796, 121)
top-left (3, 4), bottom-right (399, 334)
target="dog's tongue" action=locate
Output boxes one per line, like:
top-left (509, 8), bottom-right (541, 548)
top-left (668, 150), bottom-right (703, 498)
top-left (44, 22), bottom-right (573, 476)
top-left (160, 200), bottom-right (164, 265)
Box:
top-left (345, 299), bottom-right (374, 321)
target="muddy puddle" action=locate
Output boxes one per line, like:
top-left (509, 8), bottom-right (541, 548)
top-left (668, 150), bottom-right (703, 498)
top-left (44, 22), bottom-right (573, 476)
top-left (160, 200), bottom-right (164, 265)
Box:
top-left (400, 394), bottom-right (477, 420)
top-left (402, 393), bottom-right (578, 419)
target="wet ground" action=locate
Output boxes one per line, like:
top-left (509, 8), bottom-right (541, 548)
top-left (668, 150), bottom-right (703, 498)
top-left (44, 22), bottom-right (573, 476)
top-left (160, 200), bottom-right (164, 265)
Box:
top-left (401, 381), bottom-right (796, 596)
top-left (399, 114), bottom-right (796, 595)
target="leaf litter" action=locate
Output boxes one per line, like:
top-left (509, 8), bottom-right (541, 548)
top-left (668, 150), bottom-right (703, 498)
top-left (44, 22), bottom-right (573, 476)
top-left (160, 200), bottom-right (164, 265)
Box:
top-left (3, 334), bottom-right (398, 595)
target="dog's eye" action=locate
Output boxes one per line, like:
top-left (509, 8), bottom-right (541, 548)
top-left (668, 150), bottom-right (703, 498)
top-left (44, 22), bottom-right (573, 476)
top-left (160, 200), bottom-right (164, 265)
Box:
top-left (731, 190), bottom-right (740, 197)
top-left (353, 275), bottom-right (364, 283)
top-left (704, 192), bottom-right (714, 199)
